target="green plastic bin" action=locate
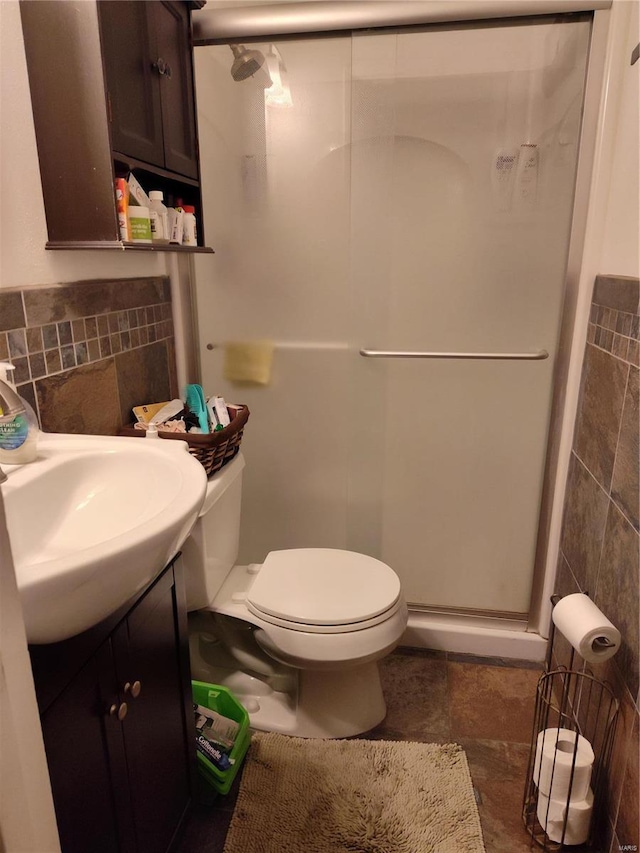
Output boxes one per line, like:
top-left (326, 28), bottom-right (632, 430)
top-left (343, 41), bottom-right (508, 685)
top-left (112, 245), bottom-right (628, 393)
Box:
top-left (192, 681), bottom-right (251, 794)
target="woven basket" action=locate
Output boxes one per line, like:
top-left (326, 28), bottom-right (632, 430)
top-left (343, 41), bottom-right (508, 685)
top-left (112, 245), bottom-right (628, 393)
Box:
top-left (120, 404), bottom-right (249, 477)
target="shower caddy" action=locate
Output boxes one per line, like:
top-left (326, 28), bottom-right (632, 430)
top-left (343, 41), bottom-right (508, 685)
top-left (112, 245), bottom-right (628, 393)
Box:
top-left (522, 595), bottom-right (619, 850)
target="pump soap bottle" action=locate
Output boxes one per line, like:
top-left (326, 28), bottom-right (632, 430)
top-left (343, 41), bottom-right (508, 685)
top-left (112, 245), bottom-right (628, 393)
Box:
top-left (0, 362), bottom-right (39, 464)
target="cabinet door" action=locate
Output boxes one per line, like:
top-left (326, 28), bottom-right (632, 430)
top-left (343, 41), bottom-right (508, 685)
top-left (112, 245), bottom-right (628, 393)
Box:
top-left (99, 1), bottom-right (165, 169)
top-left (154, 1), bottom-right (199, 179)
top-left (41, 641), bottom-right (136, 853)
top-left (114, 566), bottom-right (192, 853)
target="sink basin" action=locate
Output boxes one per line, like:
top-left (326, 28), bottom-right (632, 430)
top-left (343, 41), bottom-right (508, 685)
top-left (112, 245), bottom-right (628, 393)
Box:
top-left (2, 433), bottom-right (207, 644)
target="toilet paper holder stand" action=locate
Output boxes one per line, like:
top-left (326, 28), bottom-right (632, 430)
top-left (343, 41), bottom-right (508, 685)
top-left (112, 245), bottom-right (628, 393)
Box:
top-left (522, 595), bottom-right (620, 850)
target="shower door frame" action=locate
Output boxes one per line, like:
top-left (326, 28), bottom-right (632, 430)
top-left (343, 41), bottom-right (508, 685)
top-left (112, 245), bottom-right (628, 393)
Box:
top-left (189, 1), bottom-right (622, 658)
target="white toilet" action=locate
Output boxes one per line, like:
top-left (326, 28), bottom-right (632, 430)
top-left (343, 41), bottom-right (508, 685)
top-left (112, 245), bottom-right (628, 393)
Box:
top-left (181, 452), bottom-right (408, 738)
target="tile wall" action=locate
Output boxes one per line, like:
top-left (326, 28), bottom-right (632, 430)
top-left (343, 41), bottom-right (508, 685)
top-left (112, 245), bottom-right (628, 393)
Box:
top-left (555, 274), bottom-right (639, 852)
top-left (0, 277), bottom-right (178, 435)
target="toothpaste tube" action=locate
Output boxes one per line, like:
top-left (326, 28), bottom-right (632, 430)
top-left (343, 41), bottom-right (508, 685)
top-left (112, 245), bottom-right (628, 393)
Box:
top-left (213, 396), bottom-right (231, 427)
top-left (206, 395), bottom-right (231, 429)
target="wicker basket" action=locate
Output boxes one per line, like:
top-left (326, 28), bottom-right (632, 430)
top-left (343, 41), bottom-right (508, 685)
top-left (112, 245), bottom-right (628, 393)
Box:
top-left (120, 404), bottom-right (249, 477)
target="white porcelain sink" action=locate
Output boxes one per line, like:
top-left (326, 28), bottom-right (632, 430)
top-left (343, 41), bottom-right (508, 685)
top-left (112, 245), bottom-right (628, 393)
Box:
top-left (2, 433), bottom-right (207, 644)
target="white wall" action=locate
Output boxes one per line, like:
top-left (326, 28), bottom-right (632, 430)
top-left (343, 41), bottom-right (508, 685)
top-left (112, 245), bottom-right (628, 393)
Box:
top-left (599, 0), bottom-right (639, 277)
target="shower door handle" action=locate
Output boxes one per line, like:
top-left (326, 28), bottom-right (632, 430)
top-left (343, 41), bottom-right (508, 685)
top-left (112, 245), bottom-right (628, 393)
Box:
top-left (359, 348), bottom-right (549, 361)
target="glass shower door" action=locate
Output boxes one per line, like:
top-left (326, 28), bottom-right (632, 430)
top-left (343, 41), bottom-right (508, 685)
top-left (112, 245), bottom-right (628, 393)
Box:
top-left (346, 18), bottom-right (591, 614)
top-left (193, 14), bottom-right (591, 618)
top-left (194, 38), bottom-right (356, 562)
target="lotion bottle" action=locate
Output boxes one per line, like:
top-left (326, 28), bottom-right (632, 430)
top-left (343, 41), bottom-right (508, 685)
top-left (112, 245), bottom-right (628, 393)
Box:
top-left (0, 362), bottom-right (39, 464)
top-left (149, 190), bottom-right (170, 244)
top-left (182, 205), bottom-right (197, 246)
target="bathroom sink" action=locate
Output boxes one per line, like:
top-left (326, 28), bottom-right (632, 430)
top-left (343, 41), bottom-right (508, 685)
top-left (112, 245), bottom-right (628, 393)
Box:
top-left (1, 433), bottom-right (207, 644)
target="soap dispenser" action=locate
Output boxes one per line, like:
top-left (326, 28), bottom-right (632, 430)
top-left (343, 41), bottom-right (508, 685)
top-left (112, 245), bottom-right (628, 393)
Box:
top-left (0, 362), bottom-right (39, 464)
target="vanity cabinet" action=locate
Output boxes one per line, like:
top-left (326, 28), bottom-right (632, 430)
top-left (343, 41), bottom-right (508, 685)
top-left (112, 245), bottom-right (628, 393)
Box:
top-left (29, 559), bottom-right (195, 853)
top-left (20, 0), bottom-right (212, 252)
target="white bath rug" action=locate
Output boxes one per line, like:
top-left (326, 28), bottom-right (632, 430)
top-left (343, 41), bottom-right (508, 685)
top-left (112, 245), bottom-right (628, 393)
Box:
top-left (223, 732), bottom-right (486, 852)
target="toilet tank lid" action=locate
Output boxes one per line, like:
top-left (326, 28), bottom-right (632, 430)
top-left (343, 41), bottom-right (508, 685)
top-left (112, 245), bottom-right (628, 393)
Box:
top-left (247, 548), bottom-right (401, 626)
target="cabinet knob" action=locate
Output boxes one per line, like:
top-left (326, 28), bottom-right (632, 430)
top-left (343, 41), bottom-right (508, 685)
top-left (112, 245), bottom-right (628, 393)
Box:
top-left (109, 702), bottom-right (128, 721)
top-left (124, 680), bottom-right (142, 699)
top-left (152, 58), bottom-right (172, 79)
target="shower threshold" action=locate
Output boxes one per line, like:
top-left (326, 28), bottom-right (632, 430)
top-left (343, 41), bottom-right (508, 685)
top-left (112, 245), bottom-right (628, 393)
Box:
top-left (402, 608), bottom-right (547, 662)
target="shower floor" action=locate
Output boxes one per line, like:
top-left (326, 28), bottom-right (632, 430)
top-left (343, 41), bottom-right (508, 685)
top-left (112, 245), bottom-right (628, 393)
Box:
top-left (175, 647), bottom-right (543, 852)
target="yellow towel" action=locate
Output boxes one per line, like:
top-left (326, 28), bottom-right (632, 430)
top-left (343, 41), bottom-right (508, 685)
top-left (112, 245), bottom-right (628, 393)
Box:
top-left (223, 341), bottom-right (274, 385)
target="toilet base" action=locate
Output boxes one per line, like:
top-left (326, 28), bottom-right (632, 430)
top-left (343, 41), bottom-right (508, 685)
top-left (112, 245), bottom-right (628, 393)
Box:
top-left (294, 663), bottom-right (387, 738)
top-left (189, 620), bottom-right (387, 738)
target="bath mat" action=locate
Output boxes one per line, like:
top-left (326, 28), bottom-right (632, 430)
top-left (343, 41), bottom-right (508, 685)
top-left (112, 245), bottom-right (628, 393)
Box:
top-left (223, 732), bottom-right (486, 853)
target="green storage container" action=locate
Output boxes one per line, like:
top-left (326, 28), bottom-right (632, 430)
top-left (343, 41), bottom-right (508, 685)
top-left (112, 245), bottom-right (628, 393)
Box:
top-left (192, 681), bottom-right (251, 794)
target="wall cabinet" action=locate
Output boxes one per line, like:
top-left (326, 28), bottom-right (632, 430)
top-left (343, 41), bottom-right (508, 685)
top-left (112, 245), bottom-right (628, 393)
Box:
top-left (29, 560), bottom-right (195, 853)
top-left (99, 1), bottom-right (198, 181)
top-left (20, 0), bottom-right (212, 252)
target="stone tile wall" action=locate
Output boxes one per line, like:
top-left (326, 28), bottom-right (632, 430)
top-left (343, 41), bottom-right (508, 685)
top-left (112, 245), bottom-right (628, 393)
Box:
top-left (0, 277), bottom-right (178, 435)
top-left (555, 274), bottom-right (639, 852)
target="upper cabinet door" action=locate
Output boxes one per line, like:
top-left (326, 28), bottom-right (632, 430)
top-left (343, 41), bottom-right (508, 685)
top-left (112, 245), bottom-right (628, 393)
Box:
top-left (99, 0), bottom-right (198, 180)
top-left (154, 2), bottom-right (199, 179)
top-left (99, 1), bottom-right (165, 169)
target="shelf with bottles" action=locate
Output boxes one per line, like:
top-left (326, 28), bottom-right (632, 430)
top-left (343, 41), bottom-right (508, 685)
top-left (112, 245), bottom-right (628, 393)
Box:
top-left (113, 156), bottom-right (213, 253)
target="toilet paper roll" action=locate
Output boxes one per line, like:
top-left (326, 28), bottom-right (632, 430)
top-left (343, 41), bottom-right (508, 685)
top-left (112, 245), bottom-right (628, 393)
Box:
top-left (533, 728), bottom-right (594, 802)
top-left (552, 593), bottom-right (621, 663)
top-left (537, 788), bottom-right (594, 845)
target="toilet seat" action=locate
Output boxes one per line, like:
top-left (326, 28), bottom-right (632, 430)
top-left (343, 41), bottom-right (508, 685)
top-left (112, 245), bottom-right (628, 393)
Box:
top-left (208, 554), bottom-right (408, 670)
top-left (246, 549), bottom-right (402, 634)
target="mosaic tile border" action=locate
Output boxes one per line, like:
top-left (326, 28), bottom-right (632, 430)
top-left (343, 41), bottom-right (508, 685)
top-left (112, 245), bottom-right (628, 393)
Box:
top-left (0, 303), bottom-right (174, 385)
top-left (587, 301), bottom-right (640, 368)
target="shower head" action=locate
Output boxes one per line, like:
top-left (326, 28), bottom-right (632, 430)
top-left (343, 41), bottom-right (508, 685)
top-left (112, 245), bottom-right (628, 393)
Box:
top-left (229, 44), bottom-right (266, 81)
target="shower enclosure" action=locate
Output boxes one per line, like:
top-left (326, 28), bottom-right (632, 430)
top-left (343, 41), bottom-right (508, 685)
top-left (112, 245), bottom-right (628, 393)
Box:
top-left (192, 12), bottom-right (592, 632)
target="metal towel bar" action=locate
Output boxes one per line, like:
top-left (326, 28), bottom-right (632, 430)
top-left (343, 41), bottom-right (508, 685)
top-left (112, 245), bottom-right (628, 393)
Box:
top-left (359, 348), bottom-right (549, 361)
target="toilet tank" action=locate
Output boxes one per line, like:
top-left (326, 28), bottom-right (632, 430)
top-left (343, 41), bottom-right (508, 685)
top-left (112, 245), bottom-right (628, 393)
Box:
top-left (181, 452), bottom-right (245, 611)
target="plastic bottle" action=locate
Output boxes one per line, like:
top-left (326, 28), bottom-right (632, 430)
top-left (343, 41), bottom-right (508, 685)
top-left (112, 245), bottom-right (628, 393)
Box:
top-left (182, 205), bottom-right (197, 246)
top-left (168, 207), bottom-right (184, 245)
top-left (114, 177), bottom-right (130, 241)
top-left (148, 191), bottom-right (170, 244)
top-left (129, 206), bottom-right (152, 243)
top-left (0, 362), bottom-right (39, 464)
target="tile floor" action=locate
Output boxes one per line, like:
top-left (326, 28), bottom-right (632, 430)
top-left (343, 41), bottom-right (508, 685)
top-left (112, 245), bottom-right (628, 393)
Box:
top-left (175, 647), bottom-right (545, 853)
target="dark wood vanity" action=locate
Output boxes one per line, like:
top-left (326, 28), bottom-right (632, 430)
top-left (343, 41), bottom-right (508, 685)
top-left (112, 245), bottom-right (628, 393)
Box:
top-left (29, 558), bottom-right (195, 853)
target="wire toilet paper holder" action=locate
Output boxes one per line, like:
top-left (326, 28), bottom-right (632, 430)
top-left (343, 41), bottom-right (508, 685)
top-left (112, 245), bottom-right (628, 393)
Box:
top-left (522, 595), bottom-right (620, 850)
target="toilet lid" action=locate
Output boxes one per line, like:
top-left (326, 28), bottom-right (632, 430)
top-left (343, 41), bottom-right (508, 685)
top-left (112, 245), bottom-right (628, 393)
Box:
top-left (246, 549), bottom-right (401, 628)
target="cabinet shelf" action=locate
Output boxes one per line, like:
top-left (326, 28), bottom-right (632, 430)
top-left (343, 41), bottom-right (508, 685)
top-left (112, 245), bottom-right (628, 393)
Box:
top-left (45, 240), bottom-right (214, 253)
